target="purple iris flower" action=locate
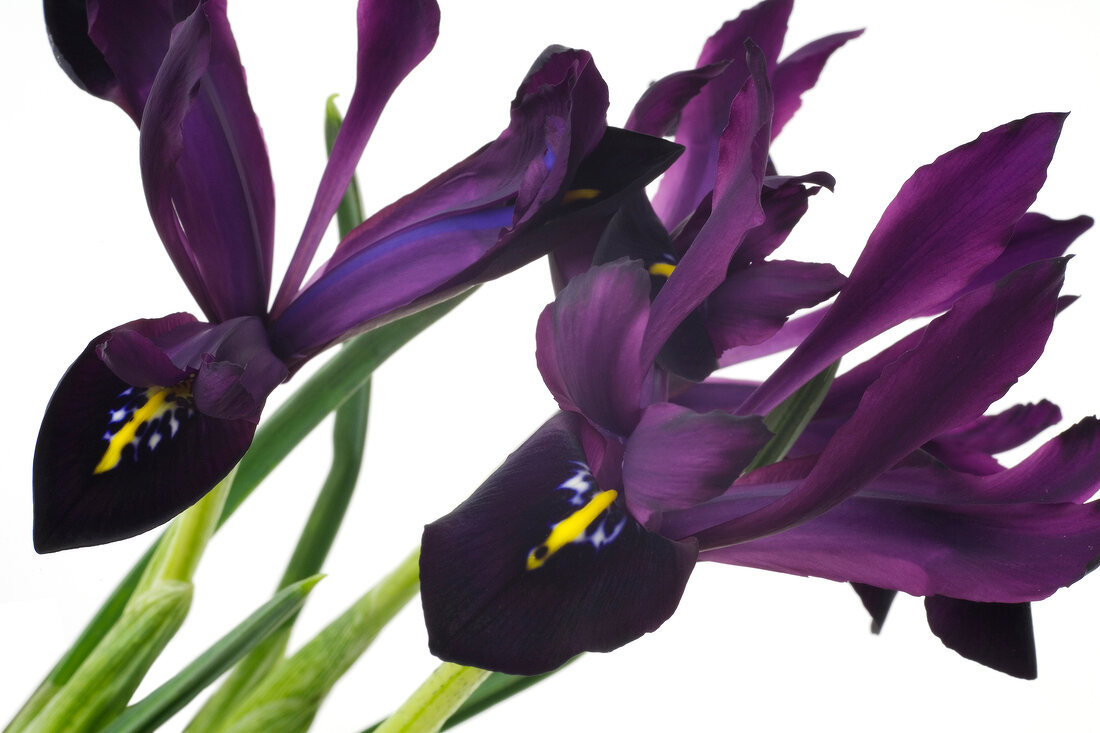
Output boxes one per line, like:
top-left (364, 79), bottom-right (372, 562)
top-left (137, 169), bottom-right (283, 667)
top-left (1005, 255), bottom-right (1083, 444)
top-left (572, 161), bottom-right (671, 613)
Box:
top-left (419, 0), bottom-right (1099, 678)
top-left (33, 0), bottom-right (680, 553)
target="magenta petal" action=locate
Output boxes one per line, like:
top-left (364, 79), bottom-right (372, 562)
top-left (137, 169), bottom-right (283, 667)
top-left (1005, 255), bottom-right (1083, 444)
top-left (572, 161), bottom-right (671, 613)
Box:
top-left (705, 260), bottom-right (845, 352)
top-left (536, 260), bottom-right (651, 436)
top-left (271, 0), bottom-right (440, 314)
top-left (139, 0), bottom-right (275, 322)
top-left (740, 113), bottom-right (1068, 415)
top-left (623, 403), bottom-right (770, 526)
top-left (651, 0), bottom-right (791, 227)
top-left (696, 258), bottom-right (1066, 545)
top-left (770, 30), bottom-right (863, 139)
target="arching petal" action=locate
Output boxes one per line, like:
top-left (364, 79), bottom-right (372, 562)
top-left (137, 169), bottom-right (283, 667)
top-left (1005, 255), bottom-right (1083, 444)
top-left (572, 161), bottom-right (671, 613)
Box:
top-left (740, 114), bottom-right (1068, 415)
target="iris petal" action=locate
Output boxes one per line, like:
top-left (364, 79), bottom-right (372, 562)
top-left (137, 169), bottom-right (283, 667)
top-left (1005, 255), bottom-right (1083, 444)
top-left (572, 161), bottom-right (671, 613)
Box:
top-left (138, 0), bottom-right (275, 323)
top-left (740, 113), bottom-right (1068, 415)
top-left (925, 597), bottom-right (1037, 679)
top-left (33, 319), bottom-right (256, 552)
top-left (421, 412), bottom-right (696, 675)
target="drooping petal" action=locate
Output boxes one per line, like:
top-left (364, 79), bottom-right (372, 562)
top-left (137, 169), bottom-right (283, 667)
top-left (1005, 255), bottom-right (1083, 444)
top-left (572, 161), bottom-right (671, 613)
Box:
top-left (43, 0), bottom-right (190, 123)
top-left (622, 403), bottom-right (770, 527)
top-left (139, 0), bottom-right (275, 322)
top-left (769, 30), bottom-right (863, 139)
top-left (271, 0), bottom-right (441, 314)
top-left (536, 260), bottom-right (651, 437)
top-left (641, 43), bottom-right (772, 368)
top-left (690, 258), bottom-right (1066, 545)
top-left (852, 583), bottom-right (895, 634)
top-left (740, 114), bottom-right (1067, 415)
top-left (420, 412), bottom-right (697, 675)
top-left (705, 259), bottom-right (845, 352)
top-left (696, 494), bottom-right (1100, 604)
top-left (651, 0), bottom-right (791, 227)
top-left (32, 314), bottom-right (264, 552)
top-left (924, 597), bottom-right (1037, 679)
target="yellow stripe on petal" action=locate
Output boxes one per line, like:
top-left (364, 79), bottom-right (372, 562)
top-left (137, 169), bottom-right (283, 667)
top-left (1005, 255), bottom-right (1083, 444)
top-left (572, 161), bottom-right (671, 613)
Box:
top-left (561, 188), bottom-right (601, 204)
top-left (94, 383), bottom-right (190, 474)
top-left (527, 489), bottom-right (618, 570)
top-left (648, 262), bottom-right (676, 278)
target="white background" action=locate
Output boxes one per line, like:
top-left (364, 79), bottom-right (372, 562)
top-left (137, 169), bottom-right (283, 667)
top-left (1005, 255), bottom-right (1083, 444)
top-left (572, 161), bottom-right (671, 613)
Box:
top-left (3, 1), bottom-right (1100, 731)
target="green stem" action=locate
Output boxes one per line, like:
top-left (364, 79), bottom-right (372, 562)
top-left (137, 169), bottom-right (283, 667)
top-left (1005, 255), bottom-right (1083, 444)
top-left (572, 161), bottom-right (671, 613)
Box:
top-left (374, 665), bottom-right (492, 733)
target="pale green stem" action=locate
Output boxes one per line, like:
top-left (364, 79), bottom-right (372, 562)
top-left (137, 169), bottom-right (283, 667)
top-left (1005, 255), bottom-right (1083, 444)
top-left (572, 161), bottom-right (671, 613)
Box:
top-left (374, 664), bottom-right (492, 733)
top-left (136, 469), bottom-right (234, 596)
top-left (210, 549), bottom-right (421, 733)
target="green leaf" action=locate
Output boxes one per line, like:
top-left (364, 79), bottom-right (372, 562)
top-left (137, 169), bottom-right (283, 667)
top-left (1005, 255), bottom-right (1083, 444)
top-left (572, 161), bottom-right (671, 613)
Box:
top-left (220, 289), bottom-right (474, 525)
top-left (101, 576), bottom-right (323, 733)
top-left (211, 550), bottom-right (421, 733)
top-left (22, 581), bottom-right (194, 733)
top-left (742, 359), bottom-right (840, 474)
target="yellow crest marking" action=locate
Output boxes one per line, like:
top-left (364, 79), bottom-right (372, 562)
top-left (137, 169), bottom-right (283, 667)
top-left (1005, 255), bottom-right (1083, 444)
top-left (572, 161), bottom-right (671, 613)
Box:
top-left (94, 383), bottom-right (189, 474)
top-left (561, 188), bottom-right (601, 204)
top-left (527, 489), bottom-right (618, 571)
top-left (647, 262), bottom-right (676, 278)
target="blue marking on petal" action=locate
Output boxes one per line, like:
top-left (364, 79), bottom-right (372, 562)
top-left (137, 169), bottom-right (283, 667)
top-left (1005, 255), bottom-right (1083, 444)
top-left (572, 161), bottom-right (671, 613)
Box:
top-left (544, 146), bottom-right (556, 171)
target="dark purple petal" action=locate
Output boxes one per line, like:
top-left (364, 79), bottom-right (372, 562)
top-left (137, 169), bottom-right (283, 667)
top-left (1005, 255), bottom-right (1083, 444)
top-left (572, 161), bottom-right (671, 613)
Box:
top-left (718, 307), bottom-right (826, 366)
top-left (271, 0), bottom-right (440, 314)
top-left (641, 44), bottom-right (772, 368)
top-left (622, 403), bottom-right (770, 527)
top-left (536, 260), bottom-right (651, 436)
top-left (920, 213), bottom-right (1093, 315)
top-left (693, 489), bottom-right (1100, 603)
top-left (421, 412), bottom-right (697, 675)
top-left (925, 597), bottom-right (1037, 679)
top-left (651, 0), bottom-right (791, 227)
top-left (731, 172), bottom-right (835, 266)
top-left (705, 260), bottom-right (845, 353)
top-left (770, 30), bottom-right (863, 139)
top-left (852, 583), bottom-right (895, 634)
top-left (925, 400), bottom-right (1062, 475)
top-left (96, 315), bottom-right (286, 422)
top-left (33, 315), bottom-right (258, 552)
top-left (625, 61), bottom-right (729, 137)
top-left (740, 114), bottom-right (1068, 415)
top-left (693, 258), bottom-right (1066, 545)
top-left (270, 128), bottom-right (679, 366)
top-left (672, 378), bottom-right (760, 413)
top-left (139, 0), bottom-right (275, 322)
